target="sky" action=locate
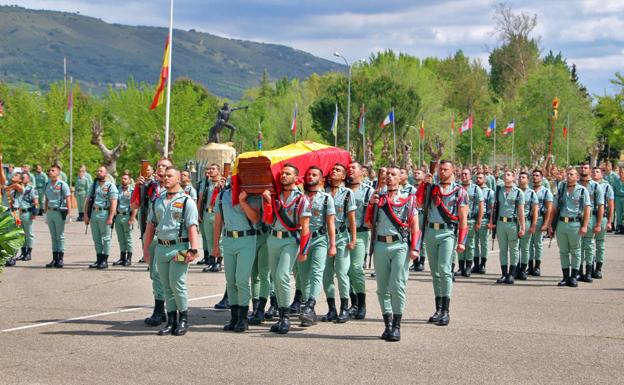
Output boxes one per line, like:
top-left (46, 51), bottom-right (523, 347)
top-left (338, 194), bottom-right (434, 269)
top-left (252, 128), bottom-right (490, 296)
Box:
top-left (2, 0), bottom-right (623, 96)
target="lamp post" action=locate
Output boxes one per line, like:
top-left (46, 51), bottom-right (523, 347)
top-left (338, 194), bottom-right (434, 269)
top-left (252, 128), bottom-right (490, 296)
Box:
top-left (334, 52), bottom-right (351, 152)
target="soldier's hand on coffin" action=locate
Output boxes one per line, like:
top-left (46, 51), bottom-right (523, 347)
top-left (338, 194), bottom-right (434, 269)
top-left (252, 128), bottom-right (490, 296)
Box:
top-left (262, 190), bottom-right (272, 203)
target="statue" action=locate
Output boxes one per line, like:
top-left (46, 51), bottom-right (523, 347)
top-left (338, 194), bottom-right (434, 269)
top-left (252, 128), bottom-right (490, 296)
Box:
top-left (208, 102), bottom-right (248, 143)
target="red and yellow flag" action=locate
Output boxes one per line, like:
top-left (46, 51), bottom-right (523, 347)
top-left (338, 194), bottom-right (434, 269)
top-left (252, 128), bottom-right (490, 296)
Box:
top-left (149, 37), bottom-right (170, 110)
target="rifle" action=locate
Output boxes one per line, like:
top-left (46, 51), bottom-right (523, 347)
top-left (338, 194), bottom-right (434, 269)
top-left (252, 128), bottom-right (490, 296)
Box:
top-left (368, 199), bottom-right (379, 267)
top-left (549, 183), bottom-right (565, 248)
top-left (491, 185), bottom-right (501, 250)
top-left (84, 182), bottom-right (96, 235)
top-left (419, 160), bottom-right (438, 252)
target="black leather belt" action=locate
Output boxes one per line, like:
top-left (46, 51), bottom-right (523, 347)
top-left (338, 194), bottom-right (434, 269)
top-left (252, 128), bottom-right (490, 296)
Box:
top-left (377, 234), bottom-right (400, 243)
top-left (92, 207), bottom-right (109, 212)
top-left (117, 211), bottom-right (130, 215)
top-left (428, 223), bottom-right (449, 230)
top-left (311, 228), bottom-right (327, 238)
top-left (337, 224), bottom-right (347, 233)
top-left (271, 230), bottom-right (294, 239)
top-left (48, 207), bottom-right (66, 211)
top-left (356, 226), bottom-right (369, 232)
top-left (205, 207), bottom-right (214, 213)
top-left (498, 217), bottom-right (517, 223)
top-left (225, 229), bottom-right (256, 238)
top-left (559, 216), bottom-right (581, 223)
top-left (158, 238), bottom-right (190, 246)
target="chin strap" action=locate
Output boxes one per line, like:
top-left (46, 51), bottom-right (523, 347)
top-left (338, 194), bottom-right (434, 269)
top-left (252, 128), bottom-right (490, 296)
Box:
top-left (411, 229), bottom-right (422, 253)
top-left (298, 231), bottom-right (311, 256)
top-left (458, 226), bottom-right (469, 246)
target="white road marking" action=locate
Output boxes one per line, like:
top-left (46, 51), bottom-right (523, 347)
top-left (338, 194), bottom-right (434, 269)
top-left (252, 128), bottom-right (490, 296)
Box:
top-left (1, 293), bottom-right (222, 333)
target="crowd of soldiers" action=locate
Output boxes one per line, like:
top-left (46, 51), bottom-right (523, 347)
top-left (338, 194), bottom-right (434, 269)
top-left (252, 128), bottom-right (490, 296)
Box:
top-left (2, 154), bottom-right (623, 341)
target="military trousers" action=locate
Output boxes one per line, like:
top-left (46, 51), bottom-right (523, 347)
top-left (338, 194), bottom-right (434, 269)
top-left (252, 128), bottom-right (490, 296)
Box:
top-left (251, 231), bottom-right (271, 299)
top-left (201, 211), bottom-right (216, 252)
top-left (267, 235), bottom-right (299, 308)
top-left (348, 230), bottom-right (369, 295)
top-left (46, 210), bottom-right (66, 252)
top-left (497, 220), bottom-right (519, 267)
top-left (114, 214), bottom-right (133, 252)
top-left (373, 239), bottom-right (409, 315)
top-left (595, 218), bottom-right (607, 264)
top-left (223, 235), bottom-right (257, 306)
top-left (529, 218), bottom-right (545, 261)
top-left (323, 231), bottom-right (351, 300)
top-left (581, 215), bottom-right (597, 265)
top-left (20, 211), bottom-right (35, 247)
top-left (149, 237), bottom-right (165, 301)
top-left (76, 191), bottom-right (87, 214)
top-left (298, 235), bottom-right (327, 301)
top-left (475, 222), bottom-right (490, 259)
top-left (459, 219), bottom-right (477, 262)
top-left (90, 210), bottom-right (112, 255)
top-left (556, 221), bottom-right (582, 269)
top-left (155, 242), bottom-right (190, 312)
top-left (616, 196), bottom-right (624, 226)
top-left (425, 228), bottom-right (455, 298)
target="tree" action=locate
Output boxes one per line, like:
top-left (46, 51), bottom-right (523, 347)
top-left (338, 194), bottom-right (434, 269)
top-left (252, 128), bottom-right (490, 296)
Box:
top-left (595, 72), bottom-right (624, 161)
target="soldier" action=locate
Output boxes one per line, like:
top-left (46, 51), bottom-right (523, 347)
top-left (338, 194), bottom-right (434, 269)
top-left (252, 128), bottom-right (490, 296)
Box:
top-left (528, 169), bottom-right (553, 276)
top-left (294, 166), bottom-right (336, 327)
top-left (75, 165), bottom-right (92, 222)
top-left (457, 168), bottom-right (483, 277)
top-left (85, 167), bottom-right (118, 270)
top-left (112, 172), bottom-right (135, 266)
top-left (33, 164), bottom-right (48, 215)
top-left (473, 172), bottom-right (494, 274)
top-left (14, 173), bottom-right (39, 262)
top-left (214, 186), bottom-right (261, 332)
top-left (247, 206), bottom-right (273, 324)
top-left (366, 166), bottom-right (420, 341)
top-left (323, 164), bottom-right (356, 324)
top-left (410, 169), bottom-right (427, 272)
top-left (44, 164), bottom-right (72, 268)
top-left (550, 168), bottom-right (591, 287)
top-left (143, 167), bottom-right (199, 336)
top-left (181, 170), bottom-right (197, 202)
top-left (613, 168), bottom-right (624, 234)
top-left (136, 163), bottom-right (154, 263)
top-left (261, 164), bottom-right (311, 335)
top-left (578, 162), bottom-right (604, 282)
top-left (197, 164), bottom-right (223, 272)
top-left (399, 167), bottom-right (417, 195)
top-left (416, 160), bottom-right (468, 328)
top-left (592, 167), bottom-right (614, 278)
top-left (490, 170), bottom-right (526, 284)
top-left (516, 171), bottom-right (538, 280)
top-left (346, 162), bottom-right (374, 319)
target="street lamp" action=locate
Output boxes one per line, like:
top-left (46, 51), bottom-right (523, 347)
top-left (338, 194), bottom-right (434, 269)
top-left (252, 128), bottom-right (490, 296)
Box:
top-left (334, 52), bottom-right (351, 153)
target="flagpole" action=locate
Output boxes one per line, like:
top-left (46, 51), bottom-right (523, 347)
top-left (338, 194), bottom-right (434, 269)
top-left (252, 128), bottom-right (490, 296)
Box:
top-left (470, 115), bottom-right (473, 166)
top-left (392, 106), bottom-right (397, 163)
top-left (511, 121), bottom-right (515, 167)
top-left (163, 0), bottom-right (174, 157)
top-left (69, 76), bottom-right (73, 191)
top-left (361, 105), bottom-right (366, 165)
top-left (566, 113), bottom-right (570, 165)
top-left (63, 57), bottom-right (67, 96)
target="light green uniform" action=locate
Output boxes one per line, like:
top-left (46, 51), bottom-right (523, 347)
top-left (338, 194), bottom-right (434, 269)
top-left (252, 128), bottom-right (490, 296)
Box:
top-left (199, 179), bottom-right (219, 253)
top-left (425, 183), bottom-right (468, 298)
top-left (75, 174), bottom-right (92, 215)
top-left (475, 185), bottom-right (494, 259)
top-left (459, 183), bottom-right (483, 262)
top-left (115, 185), bottom-right (134, 252)
top-left (612, 177), bottom-right (624, 228)
top-left (251, 224), bottom-right (271, 299)
top-left (494, 186), bottom-right (525, 267)
top-left (11, 185), bottom-right (38, 247)
top-left (89, 181), bottom-right (118, 255)
top-left (581, 180), bottom-right (604, 266)
top-left (486, 174), bottom-right (496, 191)
top-left (595, 181), bottom-right (613, 264)
top-left (267, 190), bottom-right (311, 308)
top-left (34, 172), bottom-right (48, 210)
top-left (148, 183), bottom-right (167, 301)
top-left (217, 188), bottom-right (261, 306)
top-left (45, 180), bottom-right (71, 252)
top-left (348, 183), bottom-right (374, 295)
top-left (148, 189), bottom-right (199, 312)
top-left (519, 187), bottom-right (538, 264)
top-left (298, 190), bottom-right (334, 302)
top-left (183, 185), bottom-right (197, 202)
top-left (555, 183), bottom-right (591, 269)
top-left (529, 186), bottom-right (554, 261)
top-left (323, 186), bottom-right (356, 301)
top-left (373, 192), bottom-right (417, 315)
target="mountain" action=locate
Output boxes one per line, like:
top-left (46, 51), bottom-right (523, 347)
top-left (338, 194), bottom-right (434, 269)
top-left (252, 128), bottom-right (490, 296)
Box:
top-left (0, 5), bottom-right (343, 99)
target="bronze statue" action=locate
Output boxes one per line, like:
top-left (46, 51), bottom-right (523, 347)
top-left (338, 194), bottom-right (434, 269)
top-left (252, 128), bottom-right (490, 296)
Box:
top-left (208, 103), bottom-right (248, 143)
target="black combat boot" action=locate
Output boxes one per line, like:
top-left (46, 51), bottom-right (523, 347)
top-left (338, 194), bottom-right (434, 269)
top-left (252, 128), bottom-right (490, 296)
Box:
top-left (455, 261), bottom-right (464, 277)
top-left (250, 298), bottom-right (259, 318)
top-left (278, 308), bottom-right (291, 334)
top-left (5, 256), bottom-right (16, 267)
top-left (300, 298), bottom-right (317, 327)
top-left (145, 299), bottom-right (167, 326)
top-left (577, 265), bottom-right (584, 280)
top-left (321, 298), bottom-right (338, 322)
top-left (387, 314), bottom-right (402, 342)
top-left (223, 305), bottom-right (239, 331)
top-left (451, 263), bottom-right (456, 281)
top-left (89, 254), bottom-right (101, 269)
top-left (558, 268), bottom-right (570, 286)
top-left (471, 257), bottom-right (480, 274)
top-left (55, 252), bottom-right (64, 268)
top-left (437, 297), bottom-right (450, 326)
top-left (380, 313), bottom-right (392, 340)
top-left (234, 306), bottom-right (249, 332)
top-left (527, 260), bottom-right (535, 275)
top-left (249, 297), bottom-right (267, 325)
top-left (158, 311), bottom-right (177, 335)
top-left (348, 292), bottom-right (358, 318)
top-left (463, 260), bottom-right (472, 277)
top-left (289, 289), bottom-right (302, 314)
top-left (270, 307), bottom-right (284, 333)
top-left (355, 293), bottom-right (366, 320)
top-left (201, 256), bottom-right (214, 272)
top-left (16, 247), bottom-right (27, 261)
top-left (335, 298), bottom-right (350, 323)
top-left (22, 247), bottom-right (32, 262)
top-left (533, 260), bottom-right (542, 276)
top-left (76, 212), bottom-right (84, 222)
top-left (582, 264), bottom-right (593, 283)
top-left (478, 258), bottom-right (487, 274)
top-left (409, 259), bottom-right (418, 271)
top-left (210, 257), bottom-right (223, 272)
top-left (415, 256), bottom-right (426, 271)
top-left (428, 296), bottom-right (442, 323)
top-left (593, 262), bottom-right (603, 279)
top-left (97, 254), bottom-right (109, 269)
top-left (124, 252), bottom-right (133, 266)
top-left (505, 265), bottom-right (516, 284)
top-left (496, 265), bottom-right (508, 284)
top-left (173, 310), bottom-right (188, 336)
top-left (568, 269), bottom-right (579, 287)
top-left (265, 294), bottom-right (278, 320)
top-left (214, 290), bottom-right (229, 309)
top-left (113, 251), bottom-right (126, 266)
top-left (517, 264), bottom-right (528, 280)
top-left (196, 251), bottom-right (208, 265)
top-left (46, 252), bottom-right (57, 268)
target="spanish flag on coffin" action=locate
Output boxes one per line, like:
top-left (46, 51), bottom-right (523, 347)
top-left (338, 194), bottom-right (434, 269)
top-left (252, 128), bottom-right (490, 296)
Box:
top-left (230, 141), bottom-right (352, 205)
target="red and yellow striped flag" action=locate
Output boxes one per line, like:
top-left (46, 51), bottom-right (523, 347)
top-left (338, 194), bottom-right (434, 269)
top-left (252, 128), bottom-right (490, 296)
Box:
top-left (149, 37), bottom-right (170, 110)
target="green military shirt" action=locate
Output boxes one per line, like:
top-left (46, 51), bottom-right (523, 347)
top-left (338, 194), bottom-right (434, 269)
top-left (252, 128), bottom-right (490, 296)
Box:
top-left (582, 180), bottom-right (604, 215)
top-left (306, 190), bottom-right (335, 232)
top-left (93, 181), bottom-right (119, 209)
top-left (376, 191), bottom-right (418, 236)
top-left (612, 178), bottom-right (624, 198)
top-left (329, 185), bottom-right (357, 229)
top-left (599, 180), bottom-right (614, 218)
top-left (45, 180), bottom-right (71, 209)
top-left (426, 182), bottom-right (468, 224)
top-left (400, 183), bottom-right (417, 195)
top-left (351, 184), bottom-right (374, 229)
top-left (464, 183), bottom-right (484, 221)
top-left (606, 172), bottom-right (619, 190)
top-left (480, 185), bottom-right (494, 221)
top-left (10, 185), bottom-right (38, 210)
top-left (183, 185), bottom-right (197, 202)
top-left (75, 174), bottom-right (91, 194)
top-left (520, 187), bottom-right (538, 220)
top-left (533, 185), bottom-right (554, 218)
top-left (200, 179), bottom-right (219, 211)
top-left (59, 171), bottom-right (68, 183)
top-left (495, 186), bottom-right (525, 218)
top-left (271, 190), bottom-right (312, 232)
top-left (117, 185), bottom-right (134, 213)
top-left (486, 174), bottom-right (496, 191)
top-left (215, 188), bottom-right (261, 231)
top-left (541, 178), bottom-right (551, 191)
top-left (148, 189), bottom-right (199, 240)
top-left (556, 183), bottom-right (591, 218)
top-left (35, 172), bottom-right (48, 191)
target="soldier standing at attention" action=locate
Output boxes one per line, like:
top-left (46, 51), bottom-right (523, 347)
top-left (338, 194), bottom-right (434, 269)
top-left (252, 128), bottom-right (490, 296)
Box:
top-left (181, 170), bottom-right (197, 202)
top-left (197, 164), bottom-right (223, 272)
top-left (261, 164), bottom-right (311, 335)
top-left (137, 163), bottom-right (154, 263)
top-left (44, 165), bottom-right (72, 268)
top-left (399, 167), bottom-right (417, 195)
top-left (323, 164), bottom-right (356, 323)
top-left (517, 171), bottom-right (539, 280)
top-left (613, 167), bottom-right (624, 234)
top-left (457, 168), bottom-right (483, 277)
top-left (592, 167), bottom-right (614, 278)
top-left (75, 165), bottom-right (92, 222)
top-left (410, 169), bottom-right (427, 272)
top-left (13, 172), bottom-right (39, 262)
top-left (473, 172), bottom-right (494, 274)
top-left (143, 167), bottom-right (200, 336)
top-left (490, 170), bottom-right (525, 284)
top-left (367, 166), bottom-right (420, 341)
top-left (578, 162), bottom-right (604, 282)
top-left (85, 166), bottom-right (118, 270)
top-left (346, 162), bottom-right (374, 319)
top-left (112, 172), bottom-right (136, 266)
top-left (528, 169), bottom-right (553, 276)
top-left (33, 164), bottom-right (48, 216)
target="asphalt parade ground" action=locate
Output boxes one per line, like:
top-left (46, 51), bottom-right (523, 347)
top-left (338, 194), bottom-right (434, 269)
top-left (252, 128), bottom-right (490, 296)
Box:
top-left (1, 219), bottom-right (623, 385)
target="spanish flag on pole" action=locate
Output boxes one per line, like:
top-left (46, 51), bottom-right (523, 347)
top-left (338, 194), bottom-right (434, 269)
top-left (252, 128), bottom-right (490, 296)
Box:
top-left (150, 37), bottom-right (170, 110)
